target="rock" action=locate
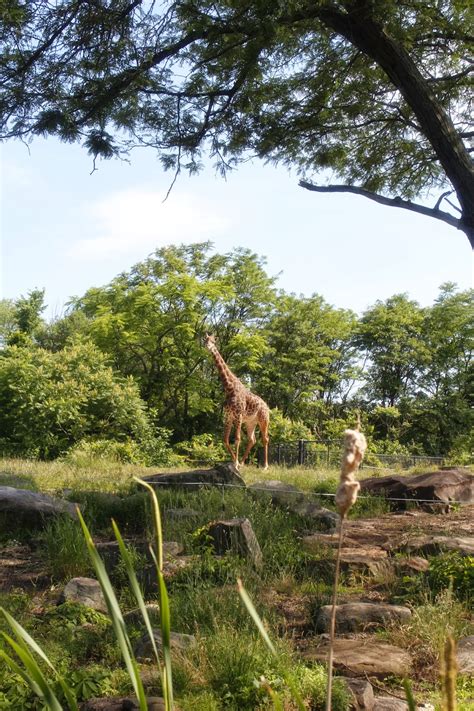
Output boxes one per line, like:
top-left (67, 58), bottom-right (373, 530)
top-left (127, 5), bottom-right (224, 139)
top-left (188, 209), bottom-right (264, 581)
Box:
top-left (315, 602), bottom-right (411, 633)
top-left (341, 677), bottom-right (375, 710)
top-left (96, 539), bottom-right (184, 572)
top-left (80, 697), bottom-right (168, 711)
top-left (373, 697), bottom-right (408, 710)
top-left (206, 518), bottom-right (263, 568)
top-left (457, 635), bottom-right (474, 674)
top-left (304, 639), bottom-right (412, 677)
top-left (123, 603), bottom-right (161, 627)
top-left (359, 470), bottom-right (474, 510)
top-left (134, 630), bottom-right (196, 660)
top-left (58, 577), bottom-right (107, 614)
top-left (249, 480), bottom-right (336, 526)
top-left (395, 556), bottom-right (430, 574)
top-left (302, 532), bottom-right (342, 551)
top-left (142, 462), bottom-right (246, 490)
top-left (0, 486), bottom-right (78, 529)
top-left (399, 535), bottom-right (474, 557)
top-left (339, 547), bottom-right (390, 576)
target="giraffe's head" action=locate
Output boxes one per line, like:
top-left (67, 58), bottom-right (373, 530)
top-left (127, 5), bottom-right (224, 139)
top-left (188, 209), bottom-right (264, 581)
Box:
top-left (204, 333), bottom-right (216, 350)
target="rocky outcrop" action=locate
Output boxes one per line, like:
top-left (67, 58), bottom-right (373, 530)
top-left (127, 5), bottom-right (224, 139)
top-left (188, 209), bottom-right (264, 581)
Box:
top-left (58, 577), bottom-right (107, 614)
top-left (206, 518), bottom-right (263, 568)
top-left (142, 462), bottom-right (245, 490)
top-left (0, 486), bottom-right (78, 529)
top-left (359, 469), bottom-right (474, 510)
top-left (342, 677), bottom-right (375, 710)
top-left (373, 698), bottom-right (408, 710)
top-left (315, 602), bottom-right (411, 633)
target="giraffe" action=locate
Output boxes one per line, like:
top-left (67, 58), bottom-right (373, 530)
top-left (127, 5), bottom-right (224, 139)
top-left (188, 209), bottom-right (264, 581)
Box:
top-left (204, 334), bottom-right (270, 470)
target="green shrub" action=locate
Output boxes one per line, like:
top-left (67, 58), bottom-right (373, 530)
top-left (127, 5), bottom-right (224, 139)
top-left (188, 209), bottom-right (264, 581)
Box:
top-left (428, 552), bottom-right (474, 605)
top-left (41, 515), bottom-right (92, 580)
top-left (174, 433), bottom-right (227, 465)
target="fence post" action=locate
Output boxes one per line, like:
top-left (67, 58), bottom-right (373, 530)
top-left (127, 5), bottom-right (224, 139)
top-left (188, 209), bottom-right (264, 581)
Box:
top-left (298, 439), bottom-right (304, 465)
top-left (277, 443), bottom-right (281, 465)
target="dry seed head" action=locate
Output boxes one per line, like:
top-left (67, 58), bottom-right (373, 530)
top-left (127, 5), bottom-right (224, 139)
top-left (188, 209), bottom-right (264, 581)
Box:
top-left (335, 428), bottom-right (367, 517)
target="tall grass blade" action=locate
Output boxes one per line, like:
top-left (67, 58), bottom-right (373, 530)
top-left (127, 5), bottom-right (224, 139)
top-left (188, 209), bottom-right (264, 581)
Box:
top-left (111, 519), bottom-right (162, 672)
top-left (77, 508), bottom-right (148, 711)
top-left (259, 677), bottom-right (285, 711)
top-left (237, 579), bottom-right (306, 711)
top-left (402, 679), bottom-right (417, 711)
top-left (135, 477), bottom-right (174, 710)
top-left (0, 632), bottom-right (63, 711)
top-left (1, 608), bottom-right (79, 711)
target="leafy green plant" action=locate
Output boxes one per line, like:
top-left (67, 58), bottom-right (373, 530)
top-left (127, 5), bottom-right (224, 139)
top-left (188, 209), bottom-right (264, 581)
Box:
top-left (174, 434), bottom-right (227, 465)
top-left (428, 553), bottom-right (474, 605)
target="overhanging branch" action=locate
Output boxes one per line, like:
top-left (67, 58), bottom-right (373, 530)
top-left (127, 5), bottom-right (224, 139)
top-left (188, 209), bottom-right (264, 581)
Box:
top-left (298, 181), bottom-right (461, 231)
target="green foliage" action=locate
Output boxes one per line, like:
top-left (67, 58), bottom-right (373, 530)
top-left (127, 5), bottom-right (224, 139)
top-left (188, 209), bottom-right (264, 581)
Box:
top-left (41, 516), bottom-right (91, 581)
top-left (174, 434), bottom-right (227, 465)
top-left (269, 409), bottom-right (313, 443)
top-left (1, 1), bottom-right (472, 244)
top-left (0, 340), bottom-right (154, 459)
top-left (428, 553), bottom-right (474, 605)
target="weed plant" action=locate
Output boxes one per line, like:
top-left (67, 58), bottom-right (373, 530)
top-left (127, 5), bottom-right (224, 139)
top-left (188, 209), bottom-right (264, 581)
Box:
top-left (41, 516), bottom-right (92, 580)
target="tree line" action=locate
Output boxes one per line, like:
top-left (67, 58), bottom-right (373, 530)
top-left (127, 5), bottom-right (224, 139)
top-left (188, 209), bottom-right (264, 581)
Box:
top-left (0, 243), bottom-right (472, 462)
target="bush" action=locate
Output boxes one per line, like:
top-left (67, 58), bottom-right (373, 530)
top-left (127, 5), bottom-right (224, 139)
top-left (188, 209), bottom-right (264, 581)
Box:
top-left (0, 341), bottom-right (154, 459)
top-left (174, 433), bottom-right (227, 465)
top-left (428, 552), bottom-right (474, 605)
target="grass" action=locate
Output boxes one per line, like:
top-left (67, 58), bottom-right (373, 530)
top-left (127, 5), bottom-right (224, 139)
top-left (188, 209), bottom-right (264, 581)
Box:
top-left (0, 455), bottom-right (472, 709)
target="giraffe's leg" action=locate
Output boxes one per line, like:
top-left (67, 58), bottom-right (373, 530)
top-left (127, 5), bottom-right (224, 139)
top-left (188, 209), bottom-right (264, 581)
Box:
top-left (223, 412), bottom-right (236, 463)
top-left (241, 423), bottom-right (257, 466)
top-left (234, 417), bottom-right (243, 469)
top-left (259, 416), bottom-right (270, 470)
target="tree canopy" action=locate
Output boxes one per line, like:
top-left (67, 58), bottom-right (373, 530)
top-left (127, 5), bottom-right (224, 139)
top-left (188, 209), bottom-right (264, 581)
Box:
top-left (1, 1), bottom-right (472, 245)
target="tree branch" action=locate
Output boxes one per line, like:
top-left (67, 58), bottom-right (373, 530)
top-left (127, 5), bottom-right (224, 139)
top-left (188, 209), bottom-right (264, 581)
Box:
top-left (298, 180), bottom-right (461, 231)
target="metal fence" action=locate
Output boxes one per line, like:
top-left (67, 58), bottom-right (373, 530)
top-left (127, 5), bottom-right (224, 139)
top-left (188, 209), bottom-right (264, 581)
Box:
top-left (261, 440), bottom-right (446, 469)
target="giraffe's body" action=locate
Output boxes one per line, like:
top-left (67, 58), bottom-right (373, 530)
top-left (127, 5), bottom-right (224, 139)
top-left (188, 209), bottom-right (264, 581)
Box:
top-left (205, 334), bottom-right (270, 469)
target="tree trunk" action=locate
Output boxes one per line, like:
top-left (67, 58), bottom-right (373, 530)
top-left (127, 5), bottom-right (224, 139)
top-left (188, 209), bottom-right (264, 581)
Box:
top-left (318, 4), bottom-right (474, 247)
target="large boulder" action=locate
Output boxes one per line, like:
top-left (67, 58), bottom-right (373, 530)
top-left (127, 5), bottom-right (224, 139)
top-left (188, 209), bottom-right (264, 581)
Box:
top-left (206, 518), bottom-right (263, 568)
top-left (359, 470), bottom-right (474, 510)
top-left (142, 462), bottom-right (245, 490)
top-left (342, 678), bottom-right (375, 710)
top-left (0, 486), bottom-right (78, 529)
top-left (373, 698), bottom-right (408, 711)
top-left (315, 602), bottom-right (411, 633)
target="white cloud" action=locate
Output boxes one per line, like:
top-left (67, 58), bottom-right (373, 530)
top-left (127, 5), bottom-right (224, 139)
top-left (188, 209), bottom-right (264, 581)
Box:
top-left (68, 187), bottom-right (230, 259)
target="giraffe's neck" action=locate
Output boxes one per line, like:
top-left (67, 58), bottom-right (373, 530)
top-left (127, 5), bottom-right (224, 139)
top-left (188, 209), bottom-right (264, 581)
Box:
top-left (209, 345), bottom-right (238, 395)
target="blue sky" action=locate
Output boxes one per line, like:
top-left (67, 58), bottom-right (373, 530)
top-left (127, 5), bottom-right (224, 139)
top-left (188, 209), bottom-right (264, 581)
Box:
top-left (1, 136), bottom-right (472, 320)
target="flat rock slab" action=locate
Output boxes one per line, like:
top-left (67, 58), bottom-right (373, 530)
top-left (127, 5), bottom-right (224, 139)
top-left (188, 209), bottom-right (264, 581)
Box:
top-left (206, 517), bottom-right (263, 568)
top-left (457, 635), bottom-right (474, 675)
top-left (304, 639), bottom-right (412, 677)
top-left (316, 602), bottom-right (411, 633)
top-left (359, 469), bottom-right (474, 509)
top-left (58, 577), bottom-right (107, 614)
top-left (0, 486), bottom-right (78, 529)
top-left (143, 462), bottom-right (245, 490)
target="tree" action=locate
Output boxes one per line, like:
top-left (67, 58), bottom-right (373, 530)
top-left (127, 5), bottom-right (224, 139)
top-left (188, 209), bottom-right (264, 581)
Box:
top-left (1, 1), bottom-right (472, 245)
top-left (407, 283), bottom-right (474, 454)
top-left (0, 299), bottom-right (16, 348)
top-left (356, 293), bottom-right (429, 408)
top-left (7, 288), bottom-right (47, 346)
top-left (256, 293), bottom-right (358, 425)
top-left (68, 242), bottom-right (276, 439)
